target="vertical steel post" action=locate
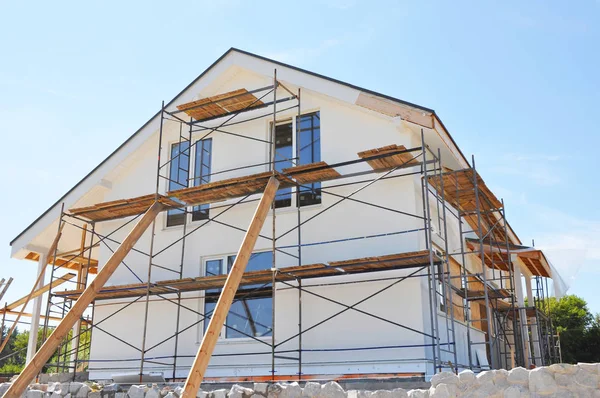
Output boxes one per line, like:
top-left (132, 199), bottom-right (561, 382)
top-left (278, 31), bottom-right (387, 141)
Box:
top-left (421, 129), bottom-right (440, 373)
top-left (296, 88), bottom-right (303, 380)
top-left (271, 69), bottom-right (278, 381)
top-left (438, 149), bottom-right (458, 372)
top-left (140, 101), bottom-right (165, 380)
top-left (172, 118), bottom-right (193, 379)
top-left (471, 156), bottom-right (498, 368)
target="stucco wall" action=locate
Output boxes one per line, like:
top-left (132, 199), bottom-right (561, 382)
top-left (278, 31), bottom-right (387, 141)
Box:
top-left (86, 70), bottom-right (484, 380)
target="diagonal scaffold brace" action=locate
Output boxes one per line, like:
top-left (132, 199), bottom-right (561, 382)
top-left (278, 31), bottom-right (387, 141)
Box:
top-left (181, 176), bottom-right (279, 398)
top-left (5, 201), bottom-right (165, 398)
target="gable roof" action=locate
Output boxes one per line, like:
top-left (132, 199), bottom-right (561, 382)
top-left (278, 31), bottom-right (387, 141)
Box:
top-left (10, 47), bottom-right (470, 247)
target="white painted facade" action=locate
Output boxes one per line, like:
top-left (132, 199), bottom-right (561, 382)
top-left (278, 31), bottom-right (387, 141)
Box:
top-left (11, 50), bottom-right (496, 380)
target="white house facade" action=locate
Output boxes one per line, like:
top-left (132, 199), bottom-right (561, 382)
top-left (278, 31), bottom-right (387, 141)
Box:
top-left (8, 49), bottom-right (560, 383)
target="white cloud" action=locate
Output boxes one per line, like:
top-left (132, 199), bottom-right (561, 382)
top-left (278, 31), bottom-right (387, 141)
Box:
top-left (524, 204), bottom-right (600, 290)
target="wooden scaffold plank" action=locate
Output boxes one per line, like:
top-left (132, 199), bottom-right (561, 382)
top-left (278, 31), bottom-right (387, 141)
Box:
top-left (181, 176), bottom-right (279, 398)
top-left (5, 201), bottom-right (165, 398)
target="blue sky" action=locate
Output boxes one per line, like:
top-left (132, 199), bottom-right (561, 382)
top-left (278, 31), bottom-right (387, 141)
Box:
top-left (0, 0), bottom-right (598, 320)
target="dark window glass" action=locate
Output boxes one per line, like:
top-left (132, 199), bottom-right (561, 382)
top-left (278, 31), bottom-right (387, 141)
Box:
top-left (192, 139), bottom-right (212, 221)
top-left (166, 142), bottom-right (190, 227)
top-left (297, 112), bottom-right (321, 206)
top-left (203, 252), bottom-right (273, 338)
top-left (203, 259), bottom-right (223, 333)
top-left (274, 122), bottom-right (293, 208)
top-left (226, 252), bottom-right (273, 338)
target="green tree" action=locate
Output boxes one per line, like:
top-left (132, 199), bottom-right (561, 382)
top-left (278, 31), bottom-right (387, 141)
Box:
top-left (537, 294), bottom-right (600, 364)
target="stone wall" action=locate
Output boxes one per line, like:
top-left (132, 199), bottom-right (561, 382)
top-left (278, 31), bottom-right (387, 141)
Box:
top-left (2, 363), bottom-right (600, 398)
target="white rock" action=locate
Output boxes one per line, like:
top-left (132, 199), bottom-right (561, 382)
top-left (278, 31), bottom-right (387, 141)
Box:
top-left (407, 390), bottom-right (428, 398)
top-left (430, 372), bottom-right (458, 388)
top-left (554, 387), bottom-right (577, 398)
top-left (0, 383), bottom-right (11, 397)
top-left (198, 390), bottom-right (209, 398)
top-left (60, 383), bottom-right (71, 395)
top-left (69, 383), bottom-right (84, 395)
top-left (357, 391), bottom-right (371, 398)
top-left (146, 384), bottom-right (161, 398)
top-left (254, 383), bottom-right (269, 396)
top-left (251, 395), bottom-right (265, 398)
top-left (47, 382), bottom-right (61, 394)
top-left (76, 385), bottom-right (91, 398)
top-left (574, 368), bottom-right (599, 388)
top-left (369, 391), bottom-right (392, 398)
top-left (88, 392), bottom-right (101, 398)
top-left (280, 383), bottom-right (302, 398)
top-left (230, 385), bottom-right (254, 398)
top-left (318, 382), bottom-right (345, 398)
top-left (30, 384), bottom-right (47, 392)
top-left (457, 370), bottom-right (476, 389)
top-left (165, 393), bottom-right (178, 398)
top-left (475, 371), bottom-right (494, 385)
top-left (391, 388), bottom-right (408, 398)
top-left (428, 384), bottom-right (456, 398)
top-left (507, 367), bottom-right (529, 386)
top-left (529, 367), bottom-right (557, 395)
top-left (549, 364), bottom-right (579, 375)
top-left (302, 383), bottom-right (321, 398)
top-left (268, 384), bottom-right (283, 398)
top-left (50, 393), bottom-right (62, 398)
top-left (213, 389), bottom-right (228, 398)
top-left (174, 386), bottom-right (184, 397)
top-left (127, 385), bottom-right (147, 398)
top-left (26, 390), bottom-right (44, 398)
top-left (502, 385), bottom-right (529, 398)
top-left (555, 373), bottom-right (570, 386)
top-left (578, 363), bottom-right (600, 374)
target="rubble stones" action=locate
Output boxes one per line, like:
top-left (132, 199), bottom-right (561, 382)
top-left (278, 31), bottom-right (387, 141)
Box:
top-left (4, 364), bottom-right (600, 398)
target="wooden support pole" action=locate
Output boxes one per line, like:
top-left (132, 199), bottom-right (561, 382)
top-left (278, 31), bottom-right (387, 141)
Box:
top-left (0, 278), bottom-right (12, 303)
top-left (5, 202), bottom-right (164, 398)
top-left (5, 273), bottom-right (76, 311)
top-left (0, 224), bottom-right (64, 356)
top-left (181, 177), bottom-right (279, 398)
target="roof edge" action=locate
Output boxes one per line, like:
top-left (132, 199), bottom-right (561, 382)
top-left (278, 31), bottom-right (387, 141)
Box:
top-left (10, 47), bottom-right (471, 246)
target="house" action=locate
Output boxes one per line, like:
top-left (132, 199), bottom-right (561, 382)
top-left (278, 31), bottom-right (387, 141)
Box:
top-left (8, 48), bottom-right (560, 383)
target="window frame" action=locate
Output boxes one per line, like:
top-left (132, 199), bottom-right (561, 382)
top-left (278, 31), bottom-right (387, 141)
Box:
top-left (200, 251), bottom-right (274, 341)
top-left (269, 110), bottom-right (322, 210)
top-left (164, 137), bottom-right (213, 229)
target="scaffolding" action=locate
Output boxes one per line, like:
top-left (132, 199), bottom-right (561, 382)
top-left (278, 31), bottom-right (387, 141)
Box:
top-left (17, 70), bottom-right (559, 386)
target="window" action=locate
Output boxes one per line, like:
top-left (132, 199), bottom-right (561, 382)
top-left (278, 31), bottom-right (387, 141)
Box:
top-left (203, 252), bottom-right (273, 339)
top-left (166, 139), bottom-right (212, 227)
top-left (166, 142), bottom-right (190, 227)
top-left (192, 138), bottom-right (212, 221)
top-left (272, 111), bottom-right (321, 208)
top-left (274, 122), bottom-right (293, 208)
top-left (297, 112), bottom-right (321, 206)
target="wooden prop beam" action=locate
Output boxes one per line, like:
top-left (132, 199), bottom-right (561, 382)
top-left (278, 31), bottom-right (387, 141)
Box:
top-left (5, 201), bottom-right (164, 398)
top-left (0, 224), bottom-right (64, 355)
top-left (1, 310), bottom-right (76, 324)
top-left (181, 177), bottom-right (279, 398)
top-left (4, 273), bottom-right (76, 311)
top-left (0, 277), bottom-right (12, 303)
